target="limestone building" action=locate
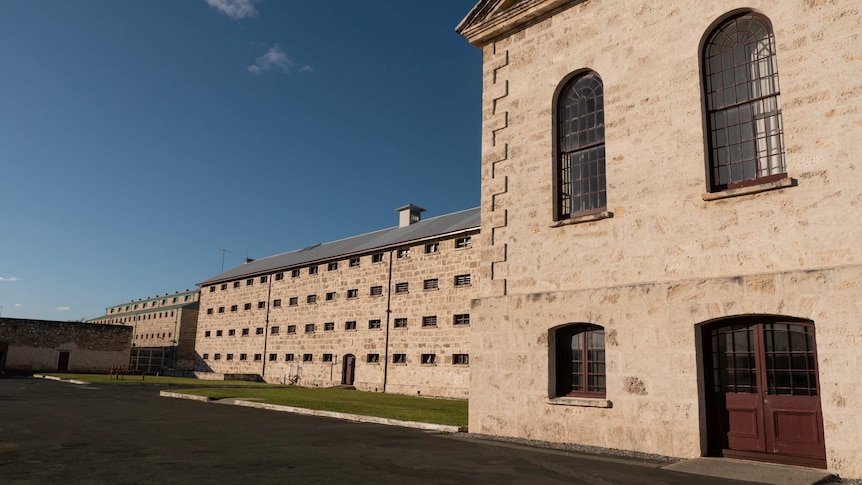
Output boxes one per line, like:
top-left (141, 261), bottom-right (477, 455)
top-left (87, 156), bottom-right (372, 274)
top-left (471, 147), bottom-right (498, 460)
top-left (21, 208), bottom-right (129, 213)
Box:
top-left (89, 289), bottom-right (200, 372)
top-left (195, 206), bottom-right (479, 398)
top-left (458, 0), bottom-right (862, 477)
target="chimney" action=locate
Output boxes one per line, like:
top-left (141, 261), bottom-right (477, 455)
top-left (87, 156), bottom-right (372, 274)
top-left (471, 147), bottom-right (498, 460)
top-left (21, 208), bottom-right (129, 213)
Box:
top-left (244, 258), bottom-right (255, 264)
top-left (396, 204), bottom-right (425, 228)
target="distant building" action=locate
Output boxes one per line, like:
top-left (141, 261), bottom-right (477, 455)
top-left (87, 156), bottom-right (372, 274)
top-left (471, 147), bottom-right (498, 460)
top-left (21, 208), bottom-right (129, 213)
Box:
top-left (0, 317), bottom-right (131, 374)
top-left (458, 0), bottom-right (862, 478)
top-left (89, 289), bottom-right (200, 372)
top-left (195, 205), bottom-right (479, 398)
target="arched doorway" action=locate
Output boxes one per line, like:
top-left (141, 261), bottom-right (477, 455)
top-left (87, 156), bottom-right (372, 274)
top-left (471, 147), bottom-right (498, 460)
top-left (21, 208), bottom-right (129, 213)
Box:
top-left (702, 316), bottom-right (826, 468)
top-left (342, 354), bottom-right (355, 386)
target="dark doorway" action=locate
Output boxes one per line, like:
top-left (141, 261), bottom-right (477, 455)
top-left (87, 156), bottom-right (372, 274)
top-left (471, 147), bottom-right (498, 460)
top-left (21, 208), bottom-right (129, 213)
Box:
top-left (342, 354), bottom-right (355, 386)
top-left (0, 341), bottom-right (8, 374)
top-left (57, 351), bottom-right (70, 372)
top-left (703, 317), bottom-right (826, 468)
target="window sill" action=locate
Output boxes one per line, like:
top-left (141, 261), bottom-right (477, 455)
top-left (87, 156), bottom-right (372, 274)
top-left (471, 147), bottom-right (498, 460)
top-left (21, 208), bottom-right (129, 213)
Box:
top-left (551, 211), bottom-right (613, 228)
top-left (702, 177), bottom-right (794, 201)
top-left (546, 396), bottom-right (612, 408)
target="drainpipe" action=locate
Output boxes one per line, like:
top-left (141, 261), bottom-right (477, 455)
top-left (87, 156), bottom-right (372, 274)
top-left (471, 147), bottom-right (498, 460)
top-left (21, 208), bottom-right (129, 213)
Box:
top-left (261, 275), bottom-right (273, 381)
top-left (383, 250), bottom-right (394, 393)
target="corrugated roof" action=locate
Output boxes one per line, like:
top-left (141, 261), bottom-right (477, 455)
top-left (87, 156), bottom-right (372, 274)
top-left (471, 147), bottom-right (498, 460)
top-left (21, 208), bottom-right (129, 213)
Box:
top-left (198, 207), bottom-right (480, 286)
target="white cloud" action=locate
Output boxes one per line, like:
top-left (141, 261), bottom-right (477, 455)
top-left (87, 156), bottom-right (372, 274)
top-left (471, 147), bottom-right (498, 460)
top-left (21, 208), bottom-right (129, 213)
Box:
top-left (14, 304), bottom-right (21, 307)
top-left (248, 45), bottom-right (312, 75)
top-left (56, 306), bottom-right (71, 311)
top-left (0, 276), bottom-right (18, 282)
top-left (206, 0), bottom-right (260, 19)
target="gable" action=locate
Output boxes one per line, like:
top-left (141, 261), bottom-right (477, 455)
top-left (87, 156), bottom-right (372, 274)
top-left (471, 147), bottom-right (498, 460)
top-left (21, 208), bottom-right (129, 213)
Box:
top-left (456, 0), bottom-right (576, 47)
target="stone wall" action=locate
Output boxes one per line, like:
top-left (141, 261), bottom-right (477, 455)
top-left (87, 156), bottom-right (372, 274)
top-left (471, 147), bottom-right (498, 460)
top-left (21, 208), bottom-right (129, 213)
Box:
top-left (0, 318), bottom-right (131, 373)
top-left (461, 0), bottom-right (862, 478)
top-left (195, 231), bottom-right (479, 398)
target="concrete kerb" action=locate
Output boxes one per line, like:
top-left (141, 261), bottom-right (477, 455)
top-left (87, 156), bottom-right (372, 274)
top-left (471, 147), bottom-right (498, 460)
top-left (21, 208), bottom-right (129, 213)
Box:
top-left (159, 391), bottom-right (463, 433)
top-left (34, 374), bottom-right (94, 386)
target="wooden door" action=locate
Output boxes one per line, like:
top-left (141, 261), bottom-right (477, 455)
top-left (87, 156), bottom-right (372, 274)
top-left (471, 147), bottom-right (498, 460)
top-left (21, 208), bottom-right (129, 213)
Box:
top-left (57, 351), bottom-right (70, 372)
top-left (705, 319), bottom-right (826, 466)
top-left (342, 354), bottom-right (355, 386)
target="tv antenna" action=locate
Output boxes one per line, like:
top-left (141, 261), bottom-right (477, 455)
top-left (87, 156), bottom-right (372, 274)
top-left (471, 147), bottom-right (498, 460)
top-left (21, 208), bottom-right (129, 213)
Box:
top-left (220, 248), bottom-right (232, 272)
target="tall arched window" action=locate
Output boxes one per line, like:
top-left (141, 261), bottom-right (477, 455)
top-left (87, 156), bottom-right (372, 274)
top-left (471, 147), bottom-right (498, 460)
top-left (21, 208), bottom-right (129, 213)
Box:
top-left (703, 13), bottom-right (786, 191)
top-left (554, 323), bottom-right (606, 398)
top-left (555, 71), bottom-right (605, 220)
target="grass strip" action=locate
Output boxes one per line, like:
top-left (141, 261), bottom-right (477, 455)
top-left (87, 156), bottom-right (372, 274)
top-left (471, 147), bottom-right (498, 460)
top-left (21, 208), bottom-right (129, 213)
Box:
top-left (176, 387), bottom-right (468, 426)
top-left (38, 373), bottom-right (281, 387)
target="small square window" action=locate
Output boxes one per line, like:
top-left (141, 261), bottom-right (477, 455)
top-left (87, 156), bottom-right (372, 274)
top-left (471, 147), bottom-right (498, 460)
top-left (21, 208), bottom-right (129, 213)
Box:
top-left (349, 257), bottom-right (360, 267)
top-left (273, 299), bottom-right (282, 308)
top-left (345, 321), bottom-right (357, 331)
top-left (455, 274), bottom-right (472, 286)
top-left (322, 353), bottom-right (333, 362)
top-left (425, 242), bottom-right (439, 254)
top-left (287, 325), bottom-right (297, 334)
top-left (219, 284), bottom-right (226, 291)
top-left (370, 286), bottom-right (383, 296)
top-left (242, 328), bottom-right (250, 336)
top-left (240, 353), bottom-right (247, 361)
top-left (302, 353), bottom-right (313, 362)
top-left (368, 319), bottom-right (381, 330)
top-left (309, 266), bottom-right (318, 275)
top-left (325, 292), bottom-right (336, 301)
top-left (393, 353), bottom-right (406, 364)
top-left (454, 314), bottom-right (471, 326)
top-left (372, 253), bottom-right (384, 263)
top-left (269, 353), bottom-right (277, 362)
top-left (256, 327), bottom-right (264, 335)
top-left (422, 316), bottom-right (437, 327)
top-left (244, 303), bottom-right (252, 311)
top-left (289, 297), bottom-right (298, 306)
top-left (305, 323), bottom-right (316, 333)
top-left (394, 282), bottom-right (408, 293)
top-left (347, 289), bottom-right (358, 299)
top-left (254, 354), bottom-right (262, 361)
top-left (285, 353), bottom-right (295, 361)
top-left (421, 353), bottom-right (436, 364)
top-left (218, 306), bottom-right (225, 314)
top-left (209, 286), bottom-right (216, 293)
top-left (275, 272), bottom-right (284, 281)
top-left (324, 322), bottom-right (335, 331)
top-left (307, 294), bottom-right (317, 304)
top-left (291, 269), bottom-right (300, 278)
top-left (216, 330), bottom-right (223, 337)
top-left (226, 353), bottom-right (234, 361)
top-left (204, 330), bottom-right (211, 337)
top-left (230, 304), bottom-right (238, 312)
top-left (203, 353), bottom-right (209, 360)
top-left (214, 353), bottom-right (221, 360)
top-left (328, 262), bottom-right (338, 271)
top-left (453, 354), bottom-right (470, 365)
top-left (233, 281), bottom-right (240, 288)
top-left (455, 236), bottom-right (472, 249)
top-left (247, 278), bottom-right (254, 286)
top-left (397, 248), bottom-right (410, 259)
top-left (367, 353), bottom-right (380, 363)
top-left (206, 308), bottom-right (213, 315)
top-left (228, 329), bottom-right (236, 336)
top-left (258, 301), bottom-right (265, 309)
top-left (394, 318), bottom-right (407, 328)
top-left (271, 326), bottom-right (280, 335)
top-left (423, 279), bottom-right (439, 290)
top-left (260, 276), bottom-right (268, 283)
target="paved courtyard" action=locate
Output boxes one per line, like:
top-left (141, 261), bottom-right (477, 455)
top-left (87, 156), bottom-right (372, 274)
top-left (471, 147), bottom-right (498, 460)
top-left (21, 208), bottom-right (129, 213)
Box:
top-left (0, 376), bottom-right (760, 484)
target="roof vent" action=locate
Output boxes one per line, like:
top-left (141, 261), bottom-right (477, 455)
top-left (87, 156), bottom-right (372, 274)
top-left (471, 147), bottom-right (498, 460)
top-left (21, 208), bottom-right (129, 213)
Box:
top-left (244, 258), bottom-right (255, 264)
top-left (396, 204), bottom-right (425, 228)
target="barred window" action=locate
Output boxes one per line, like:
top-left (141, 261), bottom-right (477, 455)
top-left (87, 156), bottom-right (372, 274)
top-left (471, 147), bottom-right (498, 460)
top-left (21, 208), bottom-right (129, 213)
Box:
top-left (394, 318), bottom-right (408, 328)
top-left (367, 354), bottom-right (380, 363)
top-left (423, 278), bottom-right (439, 290)
top-left (395, 282), bottom-right (409, 293)
top-left (454, 274), bottom-right (471, 286)
top-left (422, 316), bottom-right (437, 327)
top-left (370, 286), bottom-right (383, 296)
top-left (555, 71), bottom-right (606, 219)
top-left (453, 314), bottom-right (471, 326)
top-left (368, 319), bottom-right (381, 330)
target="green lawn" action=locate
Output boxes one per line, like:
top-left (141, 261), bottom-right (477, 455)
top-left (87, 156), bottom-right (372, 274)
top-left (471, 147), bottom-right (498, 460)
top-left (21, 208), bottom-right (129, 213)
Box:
top-left (176, 387), bottom-right (468, 426)
top-left (38, 373), bottom-right (280, 387)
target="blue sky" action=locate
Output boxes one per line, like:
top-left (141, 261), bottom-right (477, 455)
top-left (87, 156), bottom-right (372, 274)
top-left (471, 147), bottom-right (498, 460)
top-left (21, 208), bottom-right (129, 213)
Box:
top-left (0, 0), bottom-right (482, 321)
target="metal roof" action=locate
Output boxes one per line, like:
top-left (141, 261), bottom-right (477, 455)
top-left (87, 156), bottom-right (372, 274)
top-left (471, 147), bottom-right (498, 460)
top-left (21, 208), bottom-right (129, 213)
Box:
top-left (198, 207), bottom-right (480, 286)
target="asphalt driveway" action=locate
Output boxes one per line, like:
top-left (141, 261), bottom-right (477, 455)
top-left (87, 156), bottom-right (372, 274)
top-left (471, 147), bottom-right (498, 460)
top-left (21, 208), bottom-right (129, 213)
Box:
top-left (0, 376), bottom-right (759, 484)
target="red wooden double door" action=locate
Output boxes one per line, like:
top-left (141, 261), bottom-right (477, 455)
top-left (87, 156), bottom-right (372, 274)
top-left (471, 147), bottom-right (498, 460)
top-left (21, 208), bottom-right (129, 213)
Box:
top-left (704, 317), bottom-right (826, 467)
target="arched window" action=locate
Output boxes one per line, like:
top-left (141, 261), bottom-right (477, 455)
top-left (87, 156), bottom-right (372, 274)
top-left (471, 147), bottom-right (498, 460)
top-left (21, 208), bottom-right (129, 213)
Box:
top-left (554, 323), bottom-right (606, 398)
top-left (703, 13), bottom-right (786, 191)
top-left (555, 71), bottom-right (605, 220)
